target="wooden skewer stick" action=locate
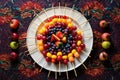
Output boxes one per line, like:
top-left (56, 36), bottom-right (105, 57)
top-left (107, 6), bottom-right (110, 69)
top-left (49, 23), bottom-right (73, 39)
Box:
top-left (70, 5), bottom-right (75, 17)
top-left (78, 59), bottom-right (87, 70)
top-left (55, 72), bottom-right (57, 80)
top-left (39, 62), bottom-right (46, 72)
top-left (42, 8), bottom-right (48, 18)
top-left (64, 4), bottom-right (67, 15)
top-left (59, 62), bottom-right (61, 76)
top-left (82, 50), bottom-right (91, 58)
top-left (48, 71), bottom-right (51, 78)
top-left (52, 3), bottom-right (55, 15)
top-left (66, 65), bottom-right (69, 80)
top-left (26, 48), bottom-right (37, 55)
top-left (72, 63), bottom-right (77, 77)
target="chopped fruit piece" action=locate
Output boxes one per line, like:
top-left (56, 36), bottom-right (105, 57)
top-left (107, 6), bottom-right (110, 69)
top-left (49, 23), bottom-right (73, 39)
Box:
top-left (68, 53), bottom-right (73, 58)
top-left (62, 36), bottom-right (67, 43)
top-left (57, 52), bottom-right (62, 56)
top-left (56, 31), bottom-right (63, 39)
top-left (71, 49), bottom-right (77, 54)
top-left (51, 34), bottom-right (55, 41)
top-left (57, 56), bottom-right (62, 61)
top-left (77, 35), bottom-right (82, 40)
top-left (49, 21), bottom-right (54, 26)
top-left (77, 30), bottom-right (82, 35)
top-left (44, 23), bottom-right (49, 28)
top-left (38, 46), bottom-right (44, 51)
top-left (36, 34), bottom-right (42, 40)
top-left (69, 56), bottom-right (74, 62)
top-left (55, 41), bottom-right (61, 46)
top-left (52, 18), bottom-right (58, 23)
top-left (68, 23), bottom-right (73, 28)
top-left (77, 40), bottom-right (82, 46)
top-left (67, 19), bottom-right (72, 23)
top-left (99, 20), bottom-right (108, 28)
top-left (37, 40), bottom-right (43, 46)
top-left (72, 26), bottom-right (77, 30)
top-left (52, 34), bottom-right (60, 41)
top-left (57, 18), bottom-right (61, 22)
top-left (52, 55), bottom-right (57, 59)
top-left (74, 52), bottom-right (80, 58)
top-left (44, 44), bottom-right (49, 49)
top-left (47, 52), bottom-right (52, 58)
top-left (62, 55), bottom-right (68, 60)
top-left (42, 50), bottom-right (47, 56)
top-left (46, 57), bottom-right (51, 62)
top-left (51, 59), bottom-right (56, 63)
top-left (38, 27), bottom-right (46, 34)
top-left (63, 59), bottom-right (68, 64)
top-left (77, 47), bottom-right (82, 52)
top-left (80, 43), bottom-right (85, 49)
top-left (72, 43), bottom-right (76, 48)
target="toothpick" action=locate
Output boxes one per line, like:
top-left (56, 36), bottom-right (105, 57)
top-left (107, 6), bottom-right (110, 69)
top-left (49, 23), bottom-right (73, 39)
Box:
top-left (64, 4), bottom-right (67, 16)
top-left (52, 3), bottom-right (55, 15)
top-left (42, 8), bottom-right (48, 18)
top-left (66, 65), bottom-right (69, 80)
top-left (82, 50), bottom-right (91, 57)
top-left (78, 59), bottom-right (87, 70)
top-left (59, 62), bottom-right (61, 76)
top-left (55, 72), bottom-right (57, 80)
top-left (70, 5), bottom-right (75, 17)
top-left (72, 63), bottom-right (77, 77)
top-left (26, 48), bottom-right (37, 55)
top-left (48, 71), bottom-right (51, 78)
top-left (39, 62), bottom-right (46, 72)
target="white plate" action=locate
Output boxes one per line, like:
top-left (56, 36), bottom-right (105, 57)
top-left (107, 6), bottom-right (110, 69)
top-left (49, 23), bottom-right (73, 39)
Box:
top-left (26, 7), bottom-right (93, 72)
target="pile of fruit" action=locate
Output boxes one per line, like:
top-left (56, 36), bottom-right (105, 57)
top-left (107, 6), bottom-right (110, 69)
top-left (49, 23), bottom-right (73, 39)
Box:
top-left (36, 15), bottom-right (85, 64)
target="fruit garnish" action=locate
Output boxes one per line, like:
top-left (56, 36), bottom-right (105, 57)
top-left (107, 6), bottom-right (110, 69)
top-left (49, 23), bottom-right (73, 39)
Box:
top-left (47, 52), bottom-right (52, 58)
top-left (52, 34), bottom-right (60, 41)
top-left (77, 40), bottom-right (82, 46)
top-left (62, 36), bottom-right (67, 43)
top-left (56, 31), bottom-right (63, 39)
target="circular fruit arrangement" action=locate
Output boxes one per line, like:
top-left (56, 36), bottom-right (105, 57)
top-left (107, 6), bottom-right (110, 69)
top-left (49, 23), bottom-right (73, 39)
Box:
top-left (36, 15), bottom-right (85, 64)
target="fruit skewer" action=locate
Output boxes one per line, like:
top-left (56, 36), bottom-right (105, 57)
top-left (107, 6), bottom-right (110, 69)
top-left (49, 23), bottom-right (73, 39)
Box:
top-left (71, 62), bottom-right (77, 77)
top-left (78, 59), bottom-right (87, 69)
top-left (66, 65), bottom-right (69, 80)
top-left (59, 62), bottom-right (61, 76)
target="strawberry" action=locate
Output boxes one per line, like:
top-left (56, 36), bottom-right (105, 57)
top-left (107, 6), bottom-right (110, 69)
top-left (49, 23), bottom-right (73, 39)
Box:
top-left (56, 31), bottom-right (63, 38)
top-left (51, 34), bottom-right (60, 41)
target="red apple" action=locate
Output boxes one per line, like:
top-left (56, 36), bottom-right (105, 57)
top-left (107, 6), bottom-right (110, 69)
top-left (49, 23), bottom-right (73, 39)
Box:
top-left (10, 19), bottom-right (19, 29)
top-left (101, 33), bottom-right (110, 41)
top-left (99, 20), bottom-right (108, 28)
top-left (99, 52), bottom-right (108, 61)
top-left (10, 52), bottom-right (18, 60)
top-left (12, 33), bottom-right (19, 40)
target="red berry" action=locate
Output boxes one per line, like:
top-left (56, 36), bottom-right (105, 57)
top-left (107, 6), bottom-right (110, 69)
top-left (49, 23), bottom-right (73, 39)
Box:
top-left (57, 56), bottom-right (62, 61)
top-left (44, 44), bottom-right (49, 49)
top-left (51, 59), bottom-right (56, 63)
top-left (42, 51), bottom-right (47, 56)
top-left (80, 43), bottom-right (85, 49)
top-left (10, 52), bottom-right (18, 60)
top-left (36, 34), bottom-right (42, 40)
top-left (42, 36), bottom-right (46, 41)
top-left (72, 26), bottom-right (77, 30)
top-left (72, 31), bottom-right (77, 36)
top-left (72, 43), bottom-right (76, 48)
top-left (63, 59), bottom-right (68, 64)
top-left (12, 33), bottom-right (19, 40)
top-left (77, 47), bottom-right (82, 52)
top-left (77, 35), bottom-right (82, 40)
top-left (46, 57), bottom-right (51, 62)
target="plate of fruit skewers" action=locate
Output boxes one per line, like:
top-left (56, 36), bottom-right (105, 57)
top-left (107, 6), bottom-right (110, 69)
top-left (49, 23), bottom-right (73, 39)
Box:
top-left (26, 6), bottom-right (93, 73)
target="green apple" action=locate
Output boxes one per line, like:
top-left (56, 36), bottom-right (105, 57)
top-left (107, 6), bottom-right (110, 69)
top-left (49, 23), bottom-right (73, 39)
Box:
top-left (10, 41), bottom-right (18, 49)
top-left (102, 41), bottom-right (111, 49)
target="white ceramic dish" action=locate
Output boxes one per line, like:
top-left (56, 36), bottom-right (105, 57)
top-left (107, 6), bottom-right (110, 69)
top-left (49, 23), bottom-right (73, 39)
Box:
top-left (27, 7), bottom-right (93, 72)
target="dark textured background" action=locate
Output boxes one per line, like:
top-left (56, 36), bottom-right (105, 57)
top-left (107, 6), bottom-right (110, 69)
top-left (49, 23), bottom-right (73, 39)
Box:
top-left (0, 0), bottom-right (120, 80)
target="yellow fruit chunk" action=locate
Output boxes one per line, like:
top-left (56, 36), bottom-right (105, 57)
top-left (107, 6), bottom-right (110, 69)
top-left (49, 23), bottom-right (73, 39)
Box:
top-left (68, 53), bottom-right (73, 58)
top-left (37, 40), bottom-right (43, 46)
top-left (77, 30), bottom-right (82, 35)
top-left (74, 52), bottom-right (80, 58)
top-left (57, 52), bottom-right (62, 56)
top-left (38, 46), bottom-right (44, 51)
top-left (57, 18), bottom-right (61, 22)
top-left (71, 49), bottom-right (77, 54)
top-left (69, 56), bottom-right (74, 62)
top-left (47, 52), bottom-right (52, 58)
top-left (77, 40), bottom-right (82, 46)
top-left (68, 23), bottom-right (73, 28)
top-left (67, 19), bottom-right (72, 23)
top-left (62, 55), bottom-right (68, 59)
top-left (52, 18), bottom-right (58, 23)
top-left (52, 55), bottom-right (57, 59)
top-left (62, 36), bottom-right (67, 43)
top-left (49, 21), bottom-right (54, 26)
top-left (38, 27), bottom-right (46, 34)
top-left (44, 23), bottom-right (49, 28)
